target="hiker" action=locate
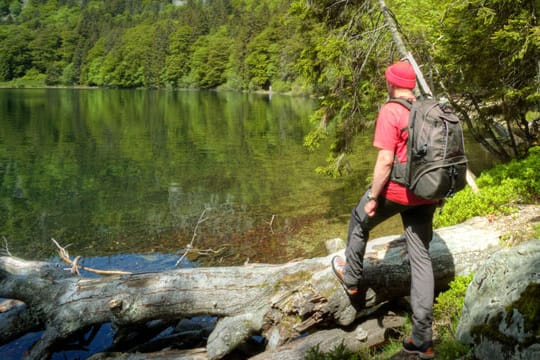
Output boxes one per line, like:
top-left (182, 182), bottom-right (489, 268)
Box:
top-left (332, 61), bottom-right (438, 359)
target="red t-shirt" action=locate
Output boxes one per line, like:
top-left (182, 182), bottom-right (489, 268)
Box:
top-left (373, 99), bottom-right (437, 205)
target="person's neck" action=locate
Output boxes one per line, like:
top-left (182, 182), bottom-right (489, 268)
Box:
top-left (391, 88), bottom-right (414, 99)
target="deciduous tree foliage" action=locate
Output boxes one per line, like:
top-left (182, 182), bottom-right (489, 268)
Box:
top-left (0, 0), bottom-right (538, 161)
top-left (435, 0), bottom-right (540, 159)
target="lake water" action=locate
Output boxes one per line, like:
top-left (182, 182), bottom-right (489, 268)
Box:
top-left (0, 88), bottom-right (496, 267)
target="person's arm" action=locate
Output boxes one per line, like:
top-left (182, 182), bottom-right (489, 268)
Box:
top-left (364, 149), bottom-right (394, 217)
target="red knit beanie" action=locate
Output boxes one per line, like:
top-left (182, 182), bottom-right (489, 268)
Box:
top-left (385, 61), bottom-right (416, 89)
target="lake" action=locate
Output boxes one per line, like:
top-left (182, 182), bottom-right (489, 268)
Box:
top-left (0, 88), bottom-right (496, 268)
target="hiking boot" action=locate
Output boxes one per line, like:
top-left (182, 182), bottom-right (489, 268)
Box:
top-left (402, 336), bottom-right (435, 359)
top-left (331, 255), bottom-right (358, 296)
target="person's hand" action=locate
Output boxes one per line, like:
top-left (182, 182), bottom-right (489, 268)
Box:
top-left (364, 199), bottom-right (378, 217)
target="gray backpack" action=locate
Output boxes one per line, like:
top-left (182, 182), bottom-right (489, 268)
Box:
top-left (388, 97), bottom-right (468, 200)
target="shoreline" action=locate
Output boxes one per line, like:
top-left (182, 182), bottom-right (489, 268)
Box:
top-left (0, 83), bottom-right (315, 98)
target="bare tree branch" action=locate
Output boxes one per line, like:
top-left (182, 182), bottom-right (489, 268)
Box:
top-left (267, 215), bottom-right (276, 234)
top-left (175, 208), bottom-right (211, 267)
top-left (1, 237), bottom-right (11, 257)
top-left (51, 238), bottom-right (131, 276)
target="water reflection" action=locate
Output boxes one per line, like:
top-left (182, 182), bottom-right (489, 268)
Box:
top-left (0, 89), bottom-right (345, 264)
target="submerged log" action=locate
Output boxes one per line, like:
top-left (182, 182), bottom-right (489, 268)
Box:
top-left (0, 217), bottom-right (501, 359)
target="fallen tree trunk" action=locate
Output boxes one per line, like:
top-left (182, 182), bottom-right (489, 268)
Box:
top-left (0, 217), bottom-right (501, 359)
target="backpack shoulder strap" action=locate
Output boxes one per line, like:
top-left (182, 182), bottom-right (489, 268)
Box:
top-left (387, 98), bottom-right (413, 110)
top-left (387, 98), bottom-right (413, 132)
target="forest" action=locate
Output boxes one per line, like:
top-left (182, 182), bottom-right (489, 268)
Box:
top-left (0, 0), bottom-right (539, 165)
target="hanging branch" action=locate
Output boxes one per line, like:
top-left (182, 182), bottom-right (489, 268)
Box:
top-left (376, 0), bottom-right (479, 193)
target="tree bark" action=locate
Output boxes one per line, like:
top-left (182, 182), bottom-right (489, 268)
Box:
top-left (0, 217), bottom-right (501, 359)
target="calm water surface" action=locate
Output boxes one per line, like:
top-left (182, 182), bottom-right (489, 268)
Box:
top-left (0, 89), bottom-right (357, 265)
top-left (0, 88), bottom-right (496, 267)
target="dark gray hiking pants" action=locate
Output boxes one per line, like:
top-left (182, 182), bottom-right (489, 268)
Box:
top-left (343, 189), bottom-right (437, 344)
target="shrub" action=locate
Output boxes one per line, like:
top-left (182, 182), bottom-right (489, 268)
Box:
top-left (433, 274), bottom-right (474, 359)
top-left (434, 274), bottom-right (473, 338)
top-left (434, 146), bottom-right (540, 227)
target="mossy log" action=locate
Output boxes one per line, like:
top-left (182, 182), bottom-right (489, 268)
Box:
top-left (0, 217), bottom-right (501, 360)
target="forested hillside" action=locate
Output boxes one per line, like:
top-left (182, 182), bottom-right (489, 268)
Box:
top-left (1, 0), bottom-right (538, 163)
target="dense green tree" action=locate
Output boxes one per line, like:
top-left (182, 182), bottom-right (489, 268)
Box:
top-left (0, 25), bottom-right (32, 80)
top-left (0, 0), bottom-right (9, 17)
top-left (164, 24), bottom-right (195, 88)
top-left (74, 3), bottom-right (109, 84)
top-left (147, 19), bottom-right (173, 87)
top-left (29, 27), bottom-right (61, 73)
top-left (84, 37), bottom-right (107, 86)
top-left (244, 27), bottom-right (281, 90)
top-left (203, 0), bottom-right (232, 31)
top-left (188, 26), bottom-right (232, 89)
top-left (434, 0), bottom-right (540, 159)
top-left (104, 0), bottom-right (129, 17)
top-left (168, 0), bottom-right (210, 36)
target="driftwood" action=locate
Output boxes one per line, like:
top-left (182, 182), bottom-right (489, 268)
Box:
top-left (0, 217), bottom-right (501, 359)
